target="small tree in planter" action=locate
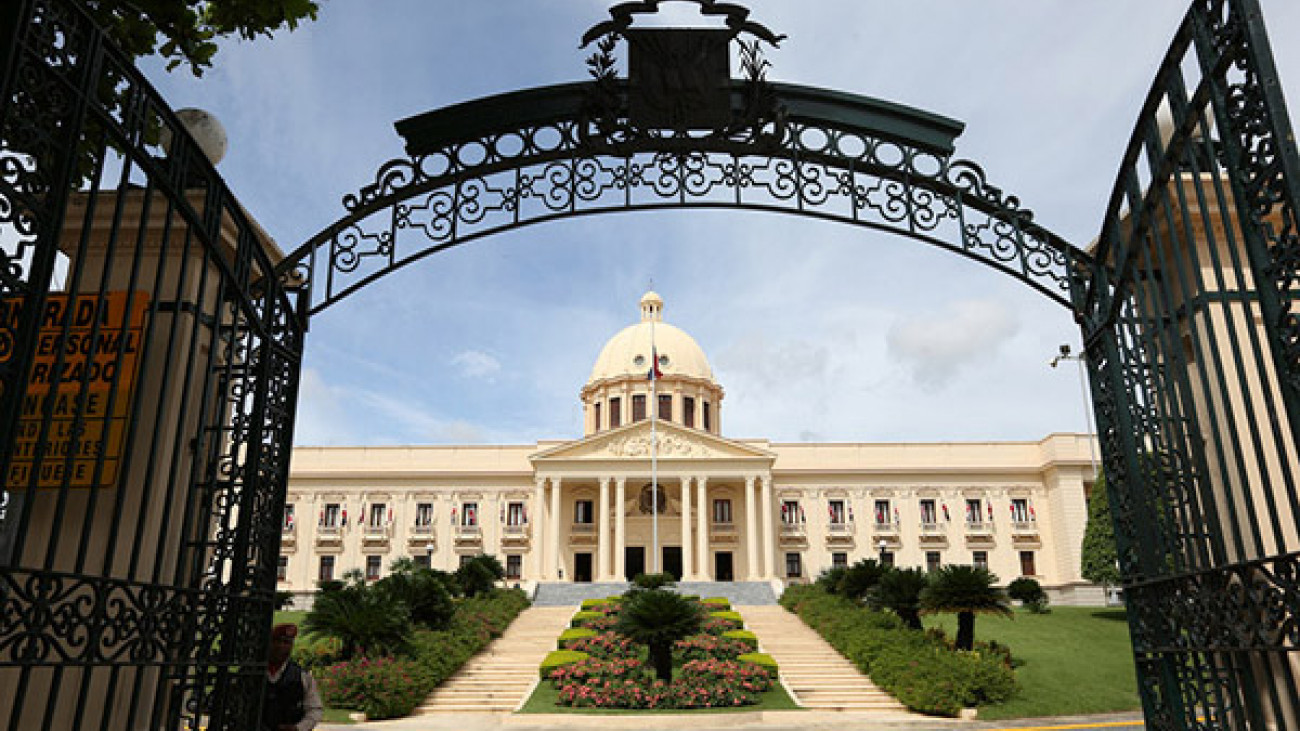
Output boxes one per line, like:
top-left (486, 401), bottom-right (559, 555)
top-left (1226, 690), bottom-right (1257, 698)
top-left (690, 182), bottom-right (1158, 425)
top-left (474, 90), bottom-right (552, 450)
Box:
top-left (615, 589), bottom-right (702, 682)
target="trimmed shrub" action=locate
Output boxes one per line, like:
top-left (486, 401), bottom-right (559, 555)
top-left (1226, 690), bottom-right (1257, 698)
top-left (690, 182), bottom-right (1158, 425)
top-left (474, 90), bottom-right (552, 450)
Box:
top-left (1007, 577), bottom-right (1050, 613)
top-left (674, 633), bottom-right (751, 662)
top-left (558, 628), bottom-right (597, 649)
top-left (539, 649), bottom-right (590, 678)
top-left (570, 611), bottom-right (605, 628)
top-left (738, 652), bottom-right (779, 676)
top-left (722, 629), bottom-right (758, 651)
top-left (318, 656), bottom-right (431, 720)
top-left (709, 610), bottom-right (744, 628)
top-left (631, 572), bottom-right (675, 590)
top-left (701, 597), bottom-right (730, 610)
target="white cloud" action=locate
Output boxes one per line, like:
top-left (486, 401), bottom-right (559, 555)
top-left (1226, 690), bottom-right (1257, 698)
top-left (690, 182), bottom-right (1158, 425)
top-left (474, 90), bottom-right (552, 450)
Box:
top-left (886, 299), bottom-right (1021, 391)
top-left (451, 350), bottom-right (502, 381)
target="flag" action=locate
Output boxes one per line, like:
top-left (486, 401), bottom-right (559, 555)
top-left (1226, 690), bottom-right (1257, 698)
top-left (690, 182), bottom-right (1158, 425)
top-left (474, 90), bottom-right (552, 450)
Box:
top-left (942, 503), bottom-right (950, 522)
top-left (848, 506), bottom-right (854, 522)
top-left (1029, 505), bottom-right (1036, 520)
top-left (522, 505), bottom-right (528, 523)
top-left (451, 507), bottom-right (457, 525)
top-left (988, 503), bottom-right (993, 521)
top-left (341, 508), bottom-right (348, 527)
top-left (893, 507), bottom-right (900, 524)
top-left (387, 506), bottom-right (393, 525)
top-left (318, 509), bottom-right (324, 527)
top-left (646, 348), bottom-right (663, 380)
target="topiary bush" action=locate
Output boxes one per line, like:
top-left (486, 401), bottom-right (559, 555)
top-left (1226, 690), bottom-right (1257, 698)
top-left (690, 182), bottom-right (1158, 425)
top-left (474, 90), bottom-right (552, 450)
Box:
top-left (701, 597), bottom-right (730, 611)
top-left (722, 629), bottom-right (758, 651)
top-left (539, 649), bottom-right (590, 678)
top-left (558, 628), bottom-right (597, 649)
top-left (570, 610), bottom-right (605, 628)
top-left (709, 610), bottom-right (744, 628)
top-left (737, 652), bottom-right (779, 676)
top-left (1007, 577), bottom-right (1050, 613)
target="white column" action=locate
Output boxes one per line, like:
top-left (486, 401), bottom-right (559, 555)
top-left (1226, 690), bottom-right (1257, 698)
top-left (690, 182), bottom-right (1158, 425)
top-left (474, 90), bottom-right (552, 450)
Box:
top-left (550, 477), bottom-right (562, 580)
top-left (696, 476), bottom-right (710, 580)
top-left (533, 478), bottom-right (547, 580)
top-left (680, 477), bottom-right (694, 580)
top-left (614, 477), bottom-right (627, 580)
top-left (744, 475), bottom-right (759, 580)
top-left (760, 475), bottom-right (775, 578)
top-left (598, 477), bottom-right (611, 580)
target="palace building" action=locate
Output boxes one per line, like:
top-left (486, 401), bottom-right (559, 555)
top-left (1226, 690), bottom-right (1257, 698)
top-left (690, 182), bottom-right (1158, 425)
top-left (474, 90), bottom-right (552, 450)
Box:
top-left (280, 291), bottom-right (1101, 604)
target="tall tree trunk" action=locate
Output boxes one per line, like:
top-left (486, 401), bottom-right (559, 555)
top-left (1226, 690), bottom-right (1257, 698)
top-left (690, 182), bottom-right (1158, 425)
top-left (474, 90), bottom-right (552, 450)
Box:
top-left (650, 642), bottom-right (673, 682)
top-left (901, 608), bottom-right (922, 630)
top-left (956, 610), bottom-right (975, 651)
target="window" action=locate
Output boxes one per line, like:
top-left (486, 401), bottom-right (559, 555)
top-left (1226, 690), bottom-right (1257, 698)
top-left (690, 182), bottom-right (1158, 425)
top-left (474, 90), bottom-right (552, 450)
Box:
top-left (506, 501), bottom-right (527, 526)
top-left (1020, 550), bottom-right (1037, 576)
top-left (366, 555), bottom-right (382, 581)
top-left (505, 554), bottom-right (522, 580)
top-left (1012, 498), bottom-right (1032, 522)
top-left (414, 553), bottom-right (431, 569)
top-left (683, 397), bottom-right (695, 428)
top-left (609, 397), bottom-right (621, 428)
top-left (926, 551), bottom-right (941, 573)
top-left (632, 394), bottom-right (646, 422)
top-left (703, 402), bottom-right (711, 431)
top-left (785, 552), bottom-right (803, 578)
top-left (461, 502), bottom-right (478, 526)
top-left (459, 554), bottom-right (475, 568)
top-left (656, 394), bottom-right (672, 422)
top-left (919, 499), bottom-right (937, 525)
top-left (828, 499), bottom-right (846, 525)
top-left (965, 499), bottom-right (982, 524)
top-left (780, 500), bottom-right (802, 525)
top-left (283, 504), bottom-right (295, 530)
top-left (574, 499), bottom-right (594, 524)
top-left (874, 499), bottom-right (892, 525)
top-left (318, 556), bottom-right (334, 582)
top-left (368, 502), bottom-right (387, 528)
top-left (277, 556), bottom-right (288, 582)
top-left (972, 551), bottom-right (989, 570)
top-left (593, 402), bottom-right (602, 431)
top-left (322, 503), bottom-right (340, 528)
top-left (712, 498), bottom-right (733, 524)
top-left (880, 551), bottom-right (895, 567)
top-left (832, 552), bottom-right (848, 569)
top-left (415, 502), bottom-right (434, 527)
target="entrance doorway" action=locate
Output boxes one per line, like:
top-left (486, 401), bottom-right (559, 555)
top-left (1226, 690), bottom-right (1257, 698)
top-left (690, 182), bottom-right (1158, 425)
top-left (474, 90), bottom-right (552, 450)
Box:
top-left (625, 546), bottom-right (645, 580)
top-left (714, 552), bottom-right (734, 581)
top-left (574, 553), bottom-right (593, 583)
top-left (663, 546), bottom-right (682, 580)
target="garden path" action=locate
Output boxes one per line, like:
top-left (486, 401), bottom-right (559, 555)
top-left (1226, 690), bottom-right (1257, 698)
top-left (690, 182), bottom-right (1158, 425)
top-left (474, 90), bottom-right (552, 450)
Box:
top-left (418, 605), bottom-right (574, 713)
top-left (743, 606), bottom-right (914, 715)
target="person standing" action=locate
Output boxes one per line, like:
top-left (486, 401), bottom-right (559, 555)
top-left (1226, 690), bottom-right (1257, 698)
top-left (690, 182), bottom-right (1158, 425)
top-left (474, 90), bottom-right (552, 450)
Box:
top-left (261, 623), bottom-right (323, 731)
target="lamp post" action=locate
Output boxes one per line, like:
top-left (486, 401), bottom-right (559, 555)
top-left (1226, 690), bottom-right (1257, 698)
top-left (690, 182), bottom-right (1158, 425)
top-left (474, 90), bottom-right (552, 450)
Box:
top-left (877, 538), bottom-right (888, 565)
top-left (426, 540), bottom-right (434, 570)
top-left (1050, 344), bottom-right (1099, 478)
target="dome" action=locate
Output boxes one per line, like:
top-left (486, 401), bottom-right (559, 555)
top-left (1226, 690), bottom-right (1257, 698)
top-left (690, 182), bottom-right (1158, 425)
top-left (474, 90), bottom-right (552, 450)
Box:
top-left (587, 292), bottom-right (714, 384)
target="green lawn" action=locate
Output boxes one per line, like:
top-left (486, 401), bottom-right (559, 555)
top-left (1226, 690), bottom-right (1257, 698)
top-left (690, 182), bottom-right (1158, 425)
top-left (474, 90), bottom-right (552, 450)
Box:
top-left (520, 674), bottom-right (800, 714)
top-left (923, 606), bottom-right (1140, 720)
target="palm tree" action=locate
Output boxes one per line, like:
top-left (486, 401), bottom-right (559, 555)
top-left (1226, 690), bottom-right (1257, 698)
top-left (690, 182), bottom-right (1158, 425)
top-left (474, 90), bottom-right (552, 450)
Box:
top-left (304, 570), bottom-right (413, 659)
top-left (919, 565), bottom-right (1012, 651)
top-left (837, 558), bottom-right (887, 601)
top-left (870, 567), bottom-right (928, 630)
top-left (614, 589), bottom-right (703, 681)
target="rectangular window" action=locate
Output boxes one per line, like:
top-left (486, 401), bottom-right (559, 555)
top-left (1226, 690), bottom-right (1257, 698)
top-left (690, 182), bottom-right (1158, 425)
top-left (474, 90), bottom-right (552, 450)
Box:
top-left (632, 394), bottom-right (647, 422)
top-left (785, 552), bottom-right (803, 578)
top-left (919, 499), bottom-right (937, 525)
top-left (832, 552), bottom-right (848, 569)
top-left (712, 498), bottom-right (733, 524)
top-left (277, 556), bottom-right (288, 582)
top-left (415, 502), bottom-right (434, 527)
top-left (703, 402), bottom-right (712, 431)
top-left (594, 402), bottom-right (602, 431)
top-left (683, 397), bottom-right (695, 428)
top-left (505, 554), bottom-right (523, 580)
top-left (1012, 498), bottom-right (1031, 522)
top-left (966, 499), bottom-right (982, 524)
top-left (283, 504), bottom-right (295, 530)
top-left (657, 394), bottom-right (672, 421)
top-left (506, 501), bottom-right (526, 526)
top-left (366, 555), bottom-right (382, 581)
top-left (574, 499), bottom-right (594, 524)
top-left (322, 503), bottom-right (340, 528)
top-left (828, 499), bottom-right (846, 524)
top-left (318, 555), bottom-right (335, 582)
top-left (461, 502), bottom-right (478, 526)
top-left (459, 554), bottom-right (475, 568)
top-left (414, 553), bottom-right (431, 569)
top-left (926, 551), bottom-right (941, 573)
top-left (781, 500), bottom-right (802, 525)
top-left (973, 550), bottom-right (989, 570)
top-left (609, 397), bottom-right (621, 428)
top-left (1020, 550), bottom-right (1037, 576)
top-left (874, 499), bottom-right (892, 525)
top-left (369, 502), bottom-right (386, 527)
top-left (880, 551), bottom-right (895, 567)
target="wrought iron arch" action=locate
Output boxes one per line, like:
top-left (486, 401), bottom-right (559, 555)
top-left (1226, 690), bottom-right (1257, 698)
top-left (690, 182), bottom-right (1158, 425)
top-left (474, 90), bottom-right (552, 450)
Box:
top-left (277, 79), bottom-right (1089, 316)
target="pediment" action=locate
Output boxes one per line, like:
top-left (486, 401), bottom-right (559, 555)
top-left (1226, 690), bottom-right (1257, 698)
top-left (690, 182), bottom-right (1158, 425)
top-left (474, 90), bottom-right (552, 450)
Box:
top-left (532, 421), bottom-right (772, 463)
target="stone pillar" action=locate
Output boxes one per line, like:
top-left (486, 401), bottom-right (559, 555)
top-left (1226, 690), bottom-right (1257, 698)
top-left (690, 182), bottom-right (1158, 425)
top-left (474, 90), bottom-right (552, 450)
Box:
top-left (744, 475), bottom-right (759, 580)
top-left (680, 477), bottom-right (694, 580)
top-left (760, 475), bottom-right (775, 578)
top-left (549, 477), bottom-right (563, 580)
top-left (615, 478), bottom-right (627, 580)
top-left (696, 476), bottom-right (710, 580)
top-left (533, 478), bottom-right (547, 580)
top-left (598, 477), bottom-right (611, 580)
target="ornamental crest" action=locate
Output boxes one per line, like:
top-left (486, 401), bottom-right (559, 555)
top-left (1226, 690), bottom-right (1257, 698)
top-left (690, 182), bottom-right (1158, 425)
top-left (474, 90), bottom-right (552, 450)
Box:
top-left (607, 432), bottom-right (701, 457)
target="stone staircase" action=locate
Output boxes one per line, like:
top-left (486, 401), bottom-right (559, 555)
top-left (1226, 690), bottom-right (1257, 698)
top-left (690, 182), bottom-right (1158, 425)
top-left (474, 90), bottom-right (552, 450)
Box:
top-left (417, 605), bottom-right (574, 713)
top-left (743, 606), bottom-right (911, 714)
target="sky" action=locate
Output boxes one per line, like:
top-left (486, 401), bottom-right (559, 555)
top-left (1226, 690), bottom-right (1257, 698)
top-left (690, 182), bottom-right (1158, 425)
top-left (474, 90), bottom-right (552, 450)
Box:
top-left (140, 1), bottom-right (1300, 448)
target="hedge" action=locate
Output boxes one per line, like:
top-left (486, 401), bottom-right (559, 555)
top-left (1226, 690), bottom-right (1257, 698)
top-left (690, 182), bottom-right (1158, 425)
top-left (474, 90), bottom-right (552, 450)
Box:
top-left (701, 597), bottom-right (730, 610)
top-left (722, 629), bottom-right (758, 651)
top-left (539, 649), bottom-right (590, 678)
top-left (558, 628), bottom-right (597, 649)
top-left (779, 584), bottom-right (1016, 717)
top-left (570, 611), bottom-right (605, 627)
top-left (738, 652), bottom-right (778, 675)
top-left (709, 610), bottom-right (744, 627)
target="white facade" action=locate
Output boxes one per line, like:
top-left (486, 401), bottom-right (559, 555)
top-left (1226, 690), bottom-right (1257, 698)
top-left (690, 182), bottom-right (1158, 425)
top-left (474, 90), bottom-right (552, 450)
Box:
top-left (281, 292), bottom-right (1101, 603)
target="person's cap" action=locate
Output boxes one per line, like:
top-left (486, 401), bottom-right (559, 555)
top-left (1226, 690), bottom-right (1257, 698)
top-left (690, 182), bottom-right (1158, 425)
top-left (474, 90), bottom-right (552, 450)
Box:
top-left (271, 623), bottom-right (298, 640)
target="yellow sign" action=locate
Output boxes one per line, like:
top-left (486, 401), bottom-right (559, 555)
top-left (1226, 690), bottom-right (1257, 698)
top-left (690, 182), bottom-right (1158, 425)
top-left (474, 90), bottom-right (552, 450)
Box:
top-left (3, 292), bottom-right (149, 489)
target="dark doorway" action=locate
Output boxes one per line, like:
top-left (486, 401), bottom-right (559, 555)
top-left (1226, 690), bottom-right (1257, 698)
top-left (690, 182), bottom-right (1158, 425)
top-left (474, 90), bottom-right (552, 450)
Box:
top-left (714, 552), bottom-right (734, 581)
top-left (574, 553), bottom-right (593, 583)
top-left (625, 546), bottom-right (645, 580)
top-left (663, 546), bottom-right (683, 580)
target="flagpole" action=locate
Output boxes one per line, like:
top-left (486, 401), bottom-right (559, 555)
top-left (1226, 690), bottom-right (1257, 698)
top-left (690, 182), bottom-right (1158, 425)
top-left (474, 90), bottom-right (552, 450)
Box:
top-left (651, 317), bottom-right (659, 575)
